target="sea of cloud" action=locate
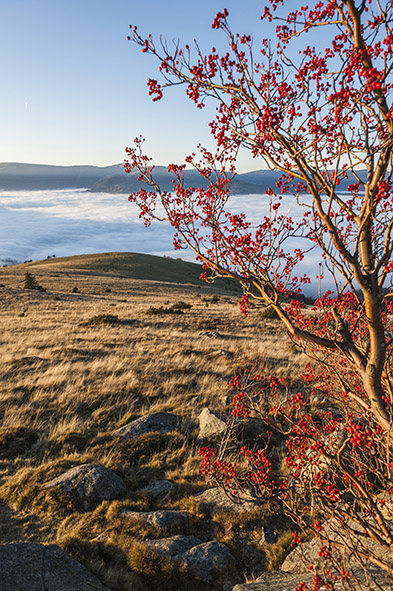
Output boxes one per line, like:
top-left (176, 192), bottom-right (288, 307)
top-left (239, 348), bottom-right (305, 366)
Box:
top-left (0, 188), bottom-right (325, 293)
top-left (0, 189), bottom-right (179, 266)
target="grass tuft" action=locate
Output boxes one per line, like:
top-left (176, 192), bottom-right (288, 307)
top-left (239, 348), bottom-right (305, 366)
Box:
top-left (81, 313), bottom-right (122, 326)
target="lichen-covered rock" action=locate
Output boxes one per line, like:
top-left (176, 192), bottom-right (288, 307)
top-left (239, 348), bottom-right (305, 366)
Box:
top-left (0, 543), bottom-right (110, 590)
top-left (143, 535), bottom-right (202, 558)
top-left (280, 538), bottom-right (319, 574)
top-left (198, 408), bottom-right (227, 439)
top-left (179, 541), bottom-right (236, 584)
top-left (231, 571), bottom-right (314, 591)
top-left (43, 463), bottom-right (126, 510)
top-left (122, 509), bottom-right (189, 530)
top-left (114, 412), bottom-right (180, 439)
top-left (282, 519), bottom-right (393, 574)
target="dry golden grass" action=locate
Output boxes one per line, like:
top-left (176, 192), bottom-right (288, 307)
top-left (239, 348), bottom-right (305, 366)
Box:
top-left (0, 257), bottom-right (306, 589)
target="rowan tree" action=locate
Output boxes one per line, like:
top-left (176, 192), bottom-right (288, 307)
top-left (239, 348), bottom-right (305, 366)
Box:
top-left (125, 2), bottom-right (393, 588)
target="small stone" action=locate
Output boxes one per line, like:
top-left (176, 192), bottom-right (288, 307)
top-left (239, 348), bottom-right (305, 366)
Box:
top-left (140, 480), bottom-right (174, 501)
top-left (114, 412), bottom-right (180, 440)
top-left (280, 539), bottom-right (320, 574)
top-left (194, 487), bottom-right (249, 514)
top-left (198, 408), bottom-right (227, 439)
top-left (143, 535), bottom-right (202, 558)
top-left (211, 350), bottom-right (234, 358)
top-left (199, 330), bottom-right (224, 339)
top-left (122, 509), bottom-right (188, 530)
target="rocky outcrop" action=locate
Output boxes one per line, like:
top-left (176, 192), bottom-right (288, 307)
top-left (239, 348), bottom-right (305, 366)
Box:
top-left (0, 543), bottom-right (110, 590)
top-left (114, 412), bottom-right (181, 439)
top-left (376, 492), bottom-right (393, 520)
top-left (43, 463), bottom-right (126, 510)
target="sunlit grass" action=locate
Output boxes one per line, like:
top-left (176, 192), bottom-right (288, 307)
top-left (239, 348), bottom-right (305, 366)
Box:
top-left (0, 255), bottom-right (306, 589)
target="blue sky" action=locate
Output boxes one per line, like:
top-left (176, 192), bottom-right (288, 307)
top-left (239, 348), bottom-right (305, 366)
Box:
top-left (0, 0), bottom-right (271, 171)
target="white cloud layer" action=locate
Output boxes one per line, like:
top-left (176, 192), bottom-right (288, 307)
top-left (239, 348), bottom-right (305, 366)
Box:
top-left (0, 188), bottom-right (326, 294)
top-left (0, 189), bottom-right (179, 266)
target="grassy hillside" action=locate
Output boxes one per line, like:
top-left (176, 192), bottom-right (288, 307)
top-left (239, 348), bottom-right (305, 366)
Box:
top-left (20, 252), bottom-right (241, 293)
top-left (0, 255), bottom-right (304, 591)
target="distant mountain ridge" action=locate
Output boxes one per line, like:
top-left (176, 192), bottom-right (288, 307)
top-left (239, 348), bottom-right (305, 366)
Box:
top-left (0, 162), bottom-right (279, 193)
top-left (0, 163), bottom-right (124, 190)
top-left (0, 162), bottom-right (367, 194)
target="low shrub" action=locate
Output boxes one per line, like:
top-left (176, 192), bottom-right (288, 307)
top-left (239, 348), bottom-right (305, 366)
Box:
top-left (146, 301), bottom-right (192, 316)
top-left (171, 301), bottom-right (192, 311)
top-left (145, 306), bottom-right (181, 316)
top-left (203, 295), bottom-right (220, 304)
top-left (195, 318), bottom-right (221, 331)
top-left (23, 272), bottom-right (46, 292)
top-left (81, 314), bottom-right (121, 327)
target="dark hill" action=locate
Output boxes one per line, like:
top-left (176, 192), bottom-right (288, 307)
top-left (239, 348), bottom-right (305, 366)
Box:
top-left (21, 252), bottom-right (241, 293)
